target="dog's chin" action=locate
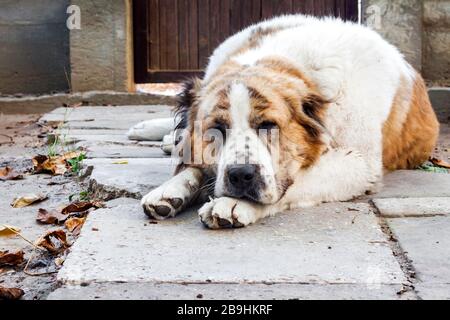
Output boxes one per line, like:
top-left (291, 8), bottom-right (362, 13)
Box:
top-left (219, 188), bottom-right (277, 205)
top-left (216, 188), bottom-right (259, 203)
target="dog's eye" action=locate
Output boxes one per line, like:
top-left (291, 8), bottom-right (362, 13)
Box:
top-left (212, 122), bottom-right (228, 137)
top-left (257, 121), bottom-right (278, 131)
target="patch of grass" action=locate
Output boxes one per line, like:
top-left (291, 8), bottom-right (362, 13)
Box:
top-left (67, 153), bottom-right (86, 173)
top-left (417, 163), bottom-right (449, 174)
top-left (69, 190), bottom-right (91, 202)
top-left (47, 107), bottom-right (75, 157)
top-left (45, 106), bottom-right (87, 174)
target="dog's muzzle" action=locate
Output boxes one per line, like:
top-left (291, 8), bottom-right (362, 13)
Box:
top-left (224, 164), bottom-right (263, 202)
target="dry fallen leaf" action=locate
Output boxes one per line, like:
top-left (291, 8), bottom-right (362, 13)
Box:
top-left (11, 193), bottom-right (48, 208)
top-left (35, 229), bottom-right (70, 254)
top-left (36, 208), bottom-right (68, 225)
top-left (0, 250), bottom-right (25, 266)
top-left (61, 201), bottom-right (103, 215)
top-left (61, 151), bottom-right (83, 161)
top-left (54, 257), bottom-right (65, 267)
top-left (0, 225), bottom-right (21, 237)
top-left (32, 155), bottom-right (66, 175)
top-left (65, 217), bottom-right (86, 236)
top-left (32, 151), bottom-right (83, 175)
top-left (0, 286), bottom-right (24, 300)
top-left (430, 158), bottom-right (450, 169)
top-left (0, 167), bottom-right (23, 181)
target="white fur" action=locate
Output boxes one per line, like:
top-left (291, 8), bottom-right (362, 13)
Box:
top-left (202, 15), bottom-right (414, 218)
top-left (214, 83), bottom-right (279, 203)
top-left (143, 15), bottom-right (417, 228)
top-left (141, 167), bottom-right (202, 220)
top-left (127, 118), bottom-right (174, 141)
top-left (229, 82), bottom-right (251, 130)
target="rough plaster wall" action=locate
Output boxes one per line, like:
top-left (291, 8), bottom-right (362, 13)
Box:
top-left (364, 0), bottom-right (423, 71)
top-left (70, 0), bottom-right (134, 92)
top-left (423, 0), bottom-right (450, 86)
top-left (0, 0), bottom-right (70, 95)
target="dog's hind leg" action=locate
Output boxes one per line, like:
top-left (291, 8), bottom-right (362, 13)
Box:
top-left (141, 167), bottom-right (203, 220)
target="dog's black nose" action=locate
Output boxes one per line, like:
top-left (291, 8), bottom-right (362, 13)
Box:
top-left (227, 164), bottom-right (257, 189)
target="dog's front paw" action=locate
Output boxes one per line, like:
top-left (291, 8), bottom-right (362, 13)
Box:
top-left (198, 197), bottom-right (259, 229)
top-left (141, 183), bottom-right (191, 220)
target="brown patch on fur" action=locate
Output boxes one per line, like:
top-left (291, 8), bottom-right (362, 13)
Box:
top-left (179, 56), bottom-right (329, 174)
top-left (239, 60), bottom-right (328, 168)
top-left (231, 26), bottom-right (285, 57)
top-left (383, 73), bottom-right (440, 170)
top-left (205, 27), bottom-right (287, 85)
top-left (256, 57), bottom-right (316, 89)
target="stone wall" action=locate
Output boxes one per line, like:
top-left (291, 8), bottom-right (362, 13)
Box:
top-left (423, 0), bottom-right (450, 86)
top-left (69, 0), bottom-right (134, 92)
top-left (0, 0), bottom-right (448, 96)
top-left (363, 0), bottom-right (423, 71)
top-left (364, 0), bottom-right (450, 85)
top-left (0, 0), bottom-right (70, 95)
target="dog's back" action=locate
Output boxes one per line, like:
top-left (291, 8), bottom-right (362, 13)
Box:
top-left (204, 15), bottom-right (439, 171)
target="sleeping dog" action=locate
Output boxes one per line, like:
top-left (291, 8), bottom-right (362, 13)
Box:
top-left (142, 15), bottom-right (439, 229)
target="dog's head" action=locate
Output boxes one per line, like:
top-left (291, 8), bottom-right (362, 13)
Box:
top-left (175, 58), bottom-right (328, 205)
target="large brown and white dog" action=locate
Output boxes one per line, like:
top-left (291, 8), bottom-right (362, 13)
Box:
top-left (142, 15), bottom-right (439, 229)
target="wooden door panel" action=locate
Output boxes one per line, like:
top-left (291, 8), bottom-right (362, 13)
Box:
top-left (134, 0), bottom-right (359, 83)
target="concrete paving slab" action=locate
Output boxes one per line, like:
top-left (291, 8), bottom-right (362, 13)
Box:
top-left (416, 283), bottom-right (450, 300)
top-left (387, 216), bottom-right (450, 285)
top-left (373, 197), bottom-right (450, 218)
top-left (61, 129), bottom-right (127, 136)
top-left (371, 171), bottom-right (450, 199)
top-left (65, 134), bottom-right (136, 146)
top-left (48, 282), bottom-right (409, 300)
top-left (0, 92), bottom-right (175, 114)
top-left (39, 105), bottom-right (173, 131)
top-left (57, 201), bottom-right (406, 286)
top-left (40, 105), bottom-right (172, 122)
top-left (84, 158), bottom-right (175, 200)
top-left (54, 119), bottom-right (160, 131)
top-left (80, 143), bottom-right (167, 159)
top-left (64, 133), bottom-right (162, 148)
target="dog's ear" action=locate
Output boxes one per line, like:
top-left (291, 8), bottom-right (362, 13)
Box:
top-left (173, 77), bottom-right (202, 174)
top-left (301, 93), bottom-right (328, 127)
top-left (289, 92), bottom-right (329, 141)
top-left (175, 77), bottom-right (202, 131)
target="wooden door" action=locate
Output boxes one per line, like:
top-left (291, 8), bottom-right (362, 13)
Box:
top-left (133, 0), bottom-right (359, 83)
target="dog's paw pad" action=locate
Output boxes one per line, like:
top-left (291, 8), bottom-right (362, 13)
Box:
top-left (141, 184), bottom-right (191, 220)
top-left (142, 201), bottom-right (177, 220)
top-left (154, 205), bottom-right (172, 217)
top-left (168, 198), bottom-right (183, 209)
top-left (217, 218), bottom-right (233, 228)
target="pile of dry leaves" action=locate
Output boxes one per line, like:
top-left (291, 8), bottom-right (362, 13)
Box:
top-left (1, 198), bottom-right (104, 300)
top-left (32, 151), bottom-right (86, 176)
top-left (0, 150), bottom-right (105, 300)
